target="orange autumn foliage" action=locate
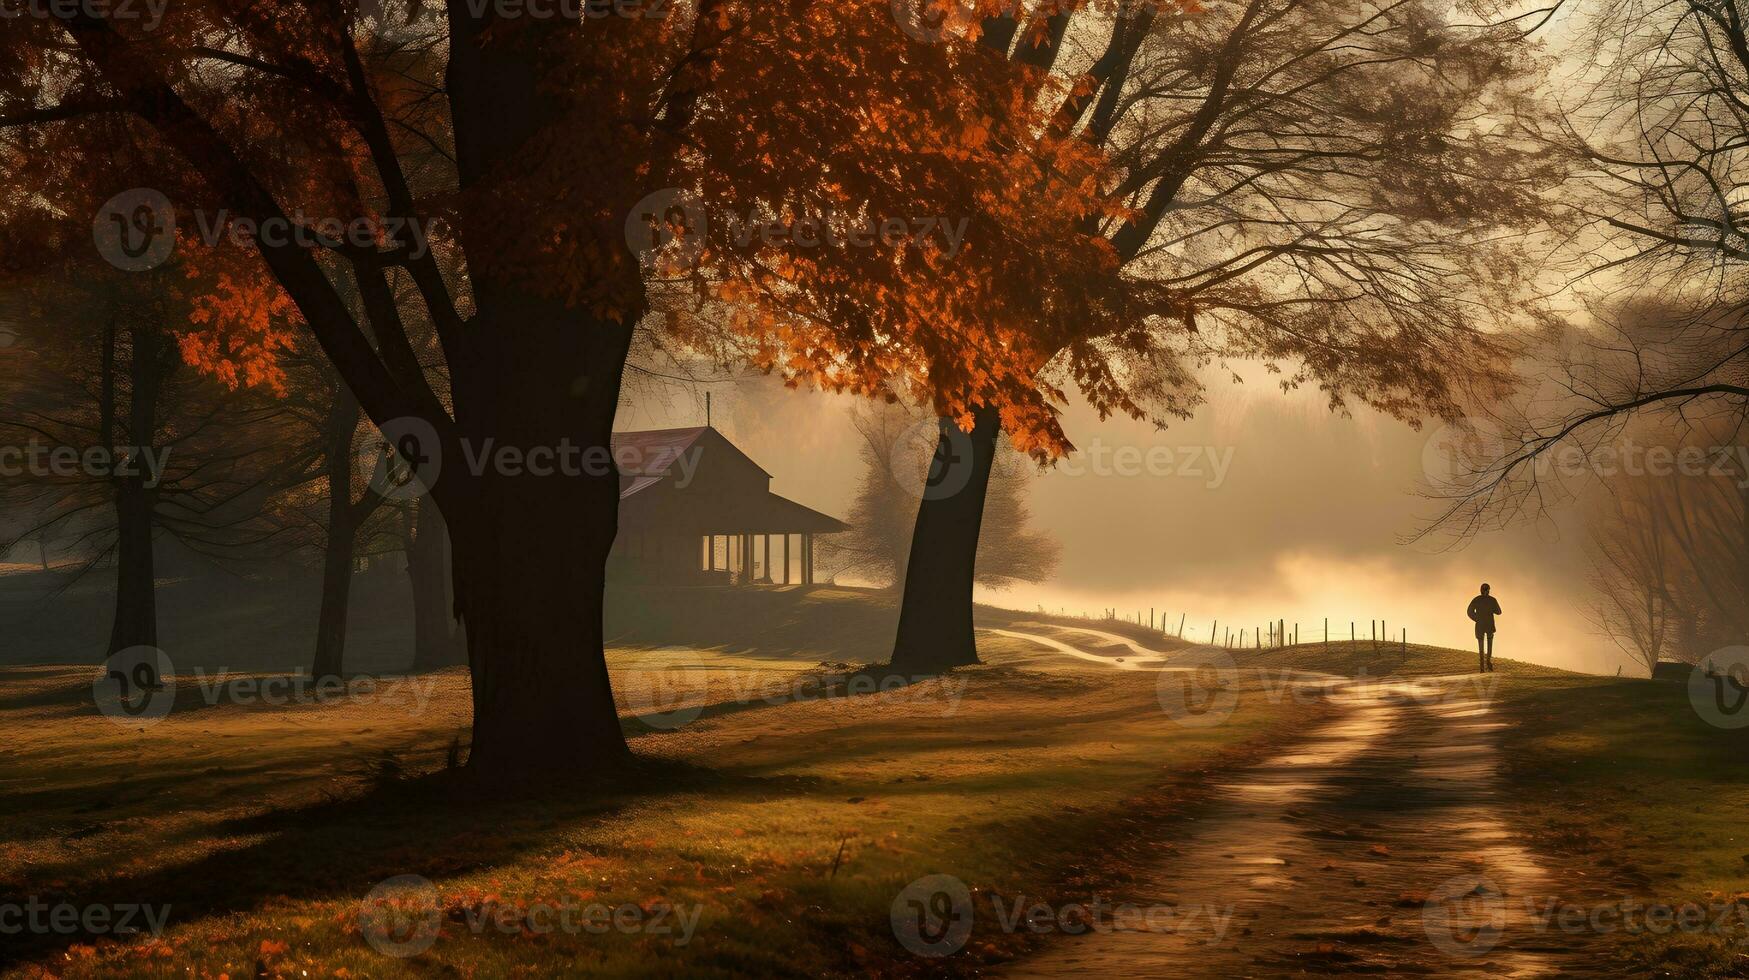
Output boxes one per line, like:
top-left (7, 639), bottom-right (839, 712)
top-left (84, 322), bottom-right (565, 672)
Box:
top-left (1, 1), bottom-right (1188, 459)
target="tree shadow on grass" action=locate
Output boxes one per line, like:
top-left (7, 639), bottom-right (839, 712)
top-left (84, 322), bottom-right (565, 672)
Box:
top-left (617, 663), bottom-right (987, 736)
top-left (0, 756), bottom-right (824, 971)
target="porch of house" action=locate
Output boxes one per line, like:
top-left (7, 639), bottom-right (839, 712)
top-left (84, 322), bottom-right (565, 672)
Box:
top-left (700, 530), bottom-right (821, 586)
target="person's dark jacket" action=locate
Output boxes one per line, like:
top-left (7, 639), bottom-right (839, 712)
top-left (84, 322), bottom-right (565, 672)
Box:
top-left (1467, 594), bottom-right (1502, 632)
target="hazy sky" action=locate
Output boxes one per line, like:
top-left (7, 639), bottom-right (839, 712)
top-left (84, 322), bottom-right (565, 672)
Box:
top-left (620, 362), bottom-right (1621, 676)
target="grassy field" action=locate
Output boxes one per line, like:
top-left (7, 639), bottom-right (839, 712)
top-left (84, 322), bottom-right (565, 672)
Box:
top-left (7, 589), bottom-right (1747, 977)
top-left (0, 595), bottom-right (1323, 979)
top-left (1494, 674), bottom-right (1749, 976)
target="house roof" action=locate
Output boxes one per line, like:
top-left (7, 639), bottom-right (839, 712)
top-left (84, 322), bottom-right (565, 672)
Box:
top-left (691, 491), bottom-right (849, 535)
top-left (610, 425), bottom-right (778, 479)
top-left (611, 426), bottom-right (713, 478)
top-left (612, 425), bottom-right (846, 533)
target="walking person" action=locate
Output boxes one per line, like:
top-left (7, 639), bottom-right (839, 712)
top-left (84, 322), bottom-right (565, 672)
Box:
top-left (1467, 583), bottom-right (1502, 672)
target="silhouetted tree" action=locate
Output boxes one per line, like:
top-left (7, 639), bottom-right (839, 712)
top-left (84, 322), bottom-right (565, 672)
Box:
top-left (0, 271), bottom-right (294, 655)
top-left (889, 0), bottom-right (1546, 673)
top-left (1, 3), bottom-right (1154, 780)
top-left (828, 401), bottom-right (1059, 591)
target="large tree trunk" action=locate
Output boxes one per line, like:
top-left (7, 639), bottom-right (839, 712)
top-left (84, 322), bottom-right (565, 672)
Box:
top-left (439, 20), bottom-right (641, 780)
top-left (888, 406), bottom-right (1002, 674)
top-left (444, 307), bottom-right (635, 780)
top-left (408, 495), bottom-right (464, 671)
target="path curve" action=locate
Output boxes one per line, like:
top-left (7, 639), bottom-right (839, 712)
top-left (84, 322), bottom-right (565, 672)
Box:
top-left (984, 627), bottom-right (1156, 671)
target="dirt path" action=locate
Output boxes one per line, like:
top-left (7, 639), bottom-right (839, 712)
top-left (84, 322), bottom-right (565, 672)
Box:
top-left (1001, 669), bottom-right (1618, 977)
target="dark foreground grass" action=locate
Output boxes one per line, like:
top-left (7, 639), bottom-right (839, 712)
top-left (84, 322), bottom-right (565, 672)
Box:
top-left (1493, 673), bottom-right (1749, 977)
top-left (0, 637), bottom-right (1320, 978)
